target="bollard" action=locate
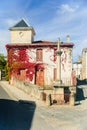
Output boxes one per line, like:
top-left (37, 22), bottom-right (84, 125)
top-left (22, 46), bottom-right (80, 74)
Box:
top-left (46, 94), bottom-right (51, 106)
top-left (70, 92), bottom-right (75, 106)
top-left (40, 92), bottom-right (44, 101)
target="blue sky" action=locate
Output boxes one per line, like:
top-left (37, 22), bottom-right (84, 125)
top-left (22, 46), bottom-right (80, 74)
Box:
top-left (0, 0), bottom-right (87, 62)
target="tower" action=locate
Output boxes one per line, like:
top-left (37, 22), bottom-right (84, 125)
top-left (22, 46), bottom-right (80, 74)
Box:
top-left (9, 19), bottom-right (35, 44)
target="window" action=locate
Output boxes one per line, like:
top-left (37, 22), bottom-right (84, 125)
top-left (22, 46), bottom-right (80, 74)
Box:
top-left (36, 49), bottom-right (43, 61)
top-left (54, 68), bottom-right (57, 81)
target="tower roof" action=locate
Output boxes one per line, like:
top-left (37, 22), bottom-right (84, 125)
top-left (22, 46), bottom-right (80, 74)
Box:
top-left (12, 19), bottom-right (29, 28)
top-left (9, 19), bottom-right (35, 35)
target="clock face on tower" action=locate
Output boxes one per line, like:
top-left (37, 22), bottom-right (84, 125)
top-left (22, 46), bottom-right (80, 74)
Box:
top-left (19, 31), bottom-right (24, 38)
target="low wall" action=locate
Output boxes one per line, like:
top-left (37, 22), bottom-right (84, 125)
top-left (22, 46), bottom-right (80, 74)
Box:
top-left (13, 79), bottom-right (54, 103)
top-left (13, 79), bottom-right (44, 100)
top-left (13, 79), bottom-right (76, 106)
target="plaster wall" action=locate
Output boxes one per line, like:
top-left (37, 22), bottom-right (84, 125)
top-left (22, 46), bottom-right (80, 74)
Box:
top-left (10, 30), bottom-right (33, 44)
top-left (26, 47), bottom-right (73, 86)
top-left (61, 48), bottom-right (72, 85)
top-left (43, 48), bottom-right (55, 86)
top-left (86, 53), bottom-right (87, 79)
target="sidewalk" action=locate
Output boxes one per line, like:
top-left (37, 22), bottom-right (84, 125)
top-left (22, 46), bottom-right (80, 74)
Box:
top-left (0, 81), bottom-right (46, 107)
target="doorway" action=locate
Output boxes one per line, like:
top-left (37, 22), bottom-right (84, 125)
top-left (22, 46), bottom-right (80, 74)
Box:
top-left (35, 70), bottom-right (44, 86)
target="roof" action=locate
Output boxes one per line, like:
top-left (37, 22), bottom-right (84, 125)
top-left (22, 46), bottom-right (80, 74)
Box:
top-left (6, 40), bottom-right (74, 49)
top-left (73, 62), bottom-right (82, 64)
top-left (12, 19), bottom-right (29, 28)
top-left (9, 19), bottom-right (35, 34)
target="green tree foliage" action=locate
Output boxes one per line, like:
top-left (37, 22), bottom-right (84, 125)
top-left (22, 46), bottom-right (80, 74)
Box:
top-left (0, 54), bottom-right (6, 69)
top-left (4, 63), bottom-right (9, 81)
top-left (0, 54), bottom-right (7, 80)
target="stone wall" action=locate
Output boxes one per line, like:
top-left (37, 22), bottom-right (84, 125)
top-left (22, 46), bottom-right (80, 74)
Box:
top-left (13, 79), bottom-right (76, 106)
top-left (13, 79), bottom-right (44, 100)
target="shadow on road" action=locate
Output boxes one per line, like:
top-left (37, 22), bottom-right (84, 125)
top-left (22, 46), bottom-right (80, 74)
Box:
top-left (0, 99), bottom-right (36, 130)
top-left (75, 78), bottom-right (87, 103)
top-left (76, 87), bottom-right (85, 102)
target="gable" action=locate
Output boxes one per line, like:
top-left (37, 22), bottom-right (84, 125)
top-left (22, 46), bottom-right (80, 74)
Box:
top-left (12, 19), bottom-right (29, 28)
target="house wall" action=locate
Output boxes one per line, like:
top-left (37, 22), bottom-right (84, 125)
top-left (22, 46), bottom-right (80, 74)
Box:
top-left (86, 53), bottom-right (87, 79)
top-left (82, 51), bottom-right (87, 79)
top-left (27, 47), bottom-right (55, 86)
top-left (27, 49), bottom-right (36, 62)
top-left (61, 47), bottom-right (73, 85)
top-left (10, 30), bottom-right (34, 44)
top-left (73, 63), bottom-right (82, 79)
top-left (26, 47), bottom-right (73, 86)
top-left (43, 48), bottom-right (55, 86)
top-left (8, 45), bottom-right (73, 87)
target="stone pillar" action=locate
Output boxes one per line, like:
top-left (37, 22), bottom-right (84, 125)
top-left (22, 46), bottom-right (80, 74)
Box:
top-left (70, 92), bottom-right (75, 106)
top-left (69, 86), bottom-right (76, 106)
top-left (46, 94), bottom-right (51, 106)
top-left (55, 88), bottom-right (64, 104)
top-left (56, 38), bottom-right (62, 84)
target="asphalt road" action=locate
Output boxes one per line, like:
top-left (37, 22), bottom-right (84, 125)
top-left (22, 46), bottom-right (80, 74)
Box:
top-left (0, 85), bottom-right (36, 130)
top-left (1, 83), bottom-right (87, 130)
top-left (0, 85), bottom-right (53, 130)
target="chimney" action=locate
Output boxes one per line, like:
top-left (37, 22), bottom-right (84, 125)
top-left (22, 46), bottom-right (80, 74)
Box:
top-left (66, 35), bottom-right (70, 43)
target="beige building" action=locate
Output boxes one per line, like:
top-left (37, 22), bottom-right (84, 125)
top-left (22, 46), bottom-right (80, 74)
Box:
top-left (73, 61), bottom-right (82, 79)
top-left (9, 19), bottom-right (35, 44)
top-left (82, 48), bottom-right (87, 80)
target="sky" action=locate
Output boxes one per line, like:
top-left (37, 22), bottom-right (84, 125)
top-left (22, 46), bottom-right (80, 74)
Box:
top-left (0, 0), bottom-right (87, 62)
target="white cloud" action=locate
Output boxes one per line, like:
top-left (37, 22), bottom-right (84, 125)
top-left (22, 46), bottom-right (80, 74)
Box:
top-left (60, 4), bottom-right (75, 13)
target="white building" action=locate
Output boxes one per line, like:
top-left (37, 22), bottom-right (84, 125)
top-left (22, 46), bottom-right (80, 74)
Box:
top-left (82, 48), bottom-right (87, 80)
top-left (6, 19), bottom-right (74, 87)
top-left (73, 62), bottom-right (82, 79)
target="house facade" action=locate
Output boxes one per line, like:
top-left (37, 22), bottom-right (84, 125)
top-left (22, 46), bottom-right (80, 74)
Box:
top-left (81, 48), bottom-right (87, 80)
top-left (73, 61), bottom-right (82, 79)
top-left (6, 19), bottom-right (74, 88)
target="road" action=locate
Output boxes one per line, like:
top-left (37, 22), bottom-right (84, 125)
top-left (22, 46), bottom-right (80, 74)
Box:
top-left (0, 85), bottom-right (37, 130)
top-left (0, 84), bottom-right (54, 130)
top-left (0, 83), bottom-right (87, 130)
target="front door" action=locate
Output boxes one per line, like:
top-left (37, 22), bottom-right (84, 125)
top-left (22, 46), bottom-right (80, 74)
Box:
top-left (36, 70), bottom-right (44, 86)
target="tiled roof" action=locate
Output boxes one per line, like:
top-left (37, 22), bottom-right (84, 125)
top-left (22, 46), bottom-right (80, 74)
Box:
top-left (73, 62), bottom-right (82, 64)
top-left (6, 40), bottom-right (74, 48)
top-left (33, 40), bottom-right (55, 45)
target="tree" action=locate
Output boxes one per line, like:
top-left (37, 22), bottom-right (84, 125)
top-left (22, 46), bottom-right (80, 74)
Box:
top-left (0, 54), bottom-right (7, 80)
top-left (0, 54), bottom-right (6, 70)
